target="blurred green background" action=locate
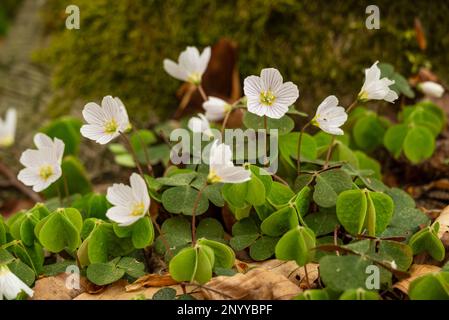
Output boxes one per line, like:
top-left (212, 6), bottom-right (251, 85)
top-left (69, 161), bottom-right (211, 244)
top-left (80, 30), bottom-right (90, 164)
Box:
top-left (4, 0), bottom-right (449, 122)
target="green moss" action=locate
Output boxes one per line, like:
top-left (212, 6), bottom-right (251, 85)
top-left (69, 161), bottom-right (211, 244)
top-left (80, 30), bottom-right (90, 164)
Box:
top-left (37, 0), bottom-right (449, 122)
top-left (0, 0), bottom-right (24, 36)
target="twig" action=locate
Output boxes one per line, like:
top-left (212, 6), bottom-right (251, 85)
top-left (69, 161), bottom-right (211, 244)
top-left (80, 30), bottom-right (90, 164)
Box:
top-left (303, 264), bottom-right (311, 289)
top-left (0, 160), bottom-right (42, 202)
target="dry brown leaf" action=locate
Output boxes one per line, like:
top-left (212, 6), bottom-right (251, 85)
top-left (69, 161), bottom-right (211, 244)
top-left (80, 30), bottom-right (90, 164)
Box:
top-left (435, 205), bottom-right (449, 239)
top-left (125, 274), bottom-right (178, 292)
top-left (201, 268), bottom-right (301, 300)
top-left (394, 264), bottom-right (441, 295)
top-left (237, 259), bottom-right (319, 289)
top-left (74, 280), bottom-right (203, 300)
top-left (32, 274), bottom-right (89, 300)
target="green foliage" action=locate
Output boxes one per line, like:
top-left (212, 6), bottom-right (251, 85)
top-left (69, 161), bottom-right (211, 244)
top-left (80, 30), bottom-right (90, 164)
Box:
top-left (336, 189), bottom-right (394, 236)
top-left (408, 223), bottom-right (445, 261)
top-left (409, 272), bottom-right (449, 300)
top-left (384, 102), bottom-right (444, 164)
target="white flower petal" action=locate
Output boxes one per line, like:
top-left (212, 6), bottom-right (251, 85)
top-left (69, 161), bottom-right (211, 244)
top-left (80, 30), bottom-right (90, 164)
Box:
top-left (106, 206), bottom-right (138, 226)
top-left (33, 133), bottom-right (53, 150)
top-left (130, 173), bottom-right (150, 210)
top-left (246, 99), bottom-right (265, 117)
top-left (163, 59), bottom-right (188, 82)
top-left (198, 46), bottom-right (211, 75)
top-left (0, 266), bottom-right (33, 300)
top-left (384, 89), bottom-right (399, 103)
top-left (243, 75), bottom-right (262, 98)
top-left (20, 149), bottom-right (43, 167)
top-left (265, 103), bottom-right (288, 119)
top-left (260, 68), bottom-right (283, 92)
top-left (82, 102), bottom-right (105, 126)
top-left (419, 81), bottom-right (444, 98)
top-left (80, 124), bottom-right (105, 141)
top-left (107, 183), bottom-right (134, 207)
top-left (274, 82), bottom-right (299, 107)
top-left (17, 167), bottom-right (41, 187)
top-left (216, 166), bottom-right (251, 183)
top-left (203, 97), bottom-right (228, 121)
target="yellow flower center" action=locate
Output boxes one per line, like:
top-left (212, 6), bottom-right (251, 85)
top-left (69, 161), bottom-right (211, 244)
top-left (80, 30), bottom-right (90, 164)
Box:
top-left (39, 165), bottom-right (54, 181)
top-left (260, 91), bottom-right (276, 106)
top-left (187, 73), bottom-right (202, 85)
top-left (131, 202), bottom-right (145, 216)
top-left (104, 119), bottom-right (119, 135)
top-left (358, 91), bottom-right (369, 102)
top-left (207, 170), bottom-right (222, 184)
top-left (0, 135), bottom-right (14, 148)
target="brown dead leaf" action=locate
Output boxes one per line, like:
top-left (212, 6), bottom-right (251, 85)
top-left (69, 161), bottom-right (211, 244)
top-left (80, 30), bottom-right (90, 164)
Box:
top-left (435, 205), bottom-right (449, 239)
top-left (394, 264), bottom-right (441, 295)
top-left (126, 274), bottom-right (178, 292)
top-left (74, 280), bottom-right (203, 300)
top-left (414, 18), bottom-right (427, 51)
top-left (201, 268), bottom-right (301, 300)
top-left (32, 274), bottom-right (89, 300)
top-left (248, 260), bottom-right (320, 289)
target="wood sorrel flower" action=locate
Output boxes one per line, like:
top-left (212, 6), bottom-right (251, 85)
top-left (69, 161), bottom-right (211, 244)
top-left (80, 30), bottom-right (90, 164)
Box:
top-left (207, 140), bottom-right (251, 184)
top-left (418, 81), bottom-right (444, 98)
top-left (188, 113), bottom-right (214, 137)
top-left (106, 173), bottom-right (150, 226)
top-left (0, 264), bottom-right (34, 300)
top-left (0, 108), bottom-right (17, 148)
top-left (358, 61), bottom-right (398, 103)
top-left (163, 46), bottom-right (211, 85)
top-left (80, 96), bottom-right (130, 145)
top-left (312, 95), bottom-right (348, 135)
top-left (202, 97), bottom-right (232, 121)
top-left (17, 133), bottom-right (64, 192)
top-left (244, 68), bottom-right (299, 119)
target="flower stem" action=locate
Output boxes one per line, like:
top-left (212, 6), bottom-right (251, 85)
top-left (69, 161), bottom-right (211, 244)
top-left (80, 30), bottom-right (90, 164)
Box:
top-left (0, 159), bottom-right (42, 203)
top-left (147, 212), bottom-right (173, 258)
top-left (221, 109), bottom-right (232, 136)
top-left (132, 125), bottom-right (154, 176)
top-left (197, 84), bottom-right (208, 102)
top-left (120, 132), bottom-right (145, 178)
top-left (296, 121), bottom-right (311, 175)
top-left (191, 182), bottom-right (208, 246)
top-left (346, 99), bottom-right (359, 114)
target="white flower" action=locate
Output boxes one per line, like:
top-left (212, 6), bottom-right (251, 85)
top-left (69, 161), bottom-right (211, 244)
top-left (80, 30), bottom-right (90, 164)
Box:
top-left (80, 95), bottom-right (130, 145)
top-left (0, 264), bottom-right (34, 300)
top-left (359, 61), bottom-right (398, 103)
top-left (202, 97), bottom-right (232, 121)
top-left (0, 108), bottom-right (17, 148)
top-left (418, 81), bottom-right (444, 98)
top-left (106, 173), bottom-right (150, 226)
top-left (244, 68), bottom-right (299, 119)
top-left (207, 140), bottom-right (251, 184)
top-left (312, 95), bottom-right (348, 136)
top-left (188, 113), bottom-right (214, 137)
top-left (17, 133), bottom-right (64, 192)
top-left (163, 46), bottom-right (211, 85)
